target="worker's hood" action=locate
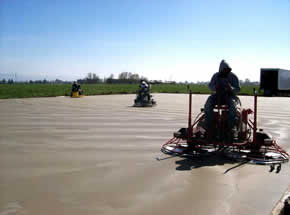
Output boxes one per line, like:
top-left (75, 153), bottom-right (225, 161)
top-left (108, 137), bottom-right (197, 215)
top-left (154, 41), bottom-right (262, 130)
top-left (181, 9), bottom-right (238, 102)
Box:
top-left (218, 60), bottom-right (232, 73)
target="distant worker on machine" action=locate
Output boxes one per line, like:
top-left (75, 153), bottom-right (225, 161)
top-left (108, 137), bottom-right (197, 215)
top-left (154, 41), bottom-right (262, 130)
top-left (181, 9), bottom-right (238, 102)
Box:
top-left (72, 81), bottom-right (78, 92)
top-left (71, 81), bottom-right (83, 97)
top-left (134, 79), bottom-right (156, 107)
top-left (204, 59), bottom-right (241, 140)
top-left (139, 80), bottom-right (150, 100)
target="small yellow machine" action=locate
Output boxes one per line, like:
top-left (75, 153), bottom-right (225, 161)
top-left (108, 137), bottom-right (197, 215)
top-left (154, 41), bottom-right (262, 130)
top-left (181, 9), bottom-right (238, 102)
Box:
top-left (71, 82), bottom-right (84, 98)
top-left (71, 91), bottom-right (84, 98)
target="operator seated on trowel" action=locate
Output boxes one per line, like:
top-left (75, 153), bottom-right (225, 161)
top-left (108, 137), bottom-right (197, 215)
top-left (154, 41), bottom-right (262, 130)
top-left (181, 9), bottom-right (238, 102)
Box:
top-left (138, 80), bottom-right (150, 100)
top-left (204, 59), bottom-right (241, 141)
top-left (71, 81), bottom-right (83, 95)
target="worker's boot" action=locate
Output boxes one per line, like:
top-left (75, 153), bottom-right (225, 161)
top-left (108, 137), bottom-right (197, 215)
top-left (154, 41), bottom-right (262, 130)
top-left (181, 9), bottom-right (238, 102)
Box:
top-left (232, 126), bottom-right (238, 141)
top-left (206, 126), bottom-right (214, 144)
top-left (225, 126), bottom-right (238, 144)
top-left (225, 132), bottom-right (233, 144)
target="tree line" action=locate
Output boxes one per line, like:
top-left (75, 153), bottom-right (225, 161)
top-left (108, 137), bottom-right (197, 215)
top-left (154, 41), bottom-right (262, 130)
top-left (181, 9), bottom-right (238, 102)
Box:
top-left (77, 72), bottom-right (148, 84)
top-left (0, 73), bottom-right (259, 85)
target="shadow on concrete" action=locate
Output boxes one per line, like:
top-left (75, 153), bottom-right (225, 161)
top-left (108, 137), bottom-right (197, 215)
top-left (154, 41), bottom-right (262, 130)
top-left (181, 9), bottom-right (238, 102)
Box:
top-left (174, 153), bottom-right (248, 174)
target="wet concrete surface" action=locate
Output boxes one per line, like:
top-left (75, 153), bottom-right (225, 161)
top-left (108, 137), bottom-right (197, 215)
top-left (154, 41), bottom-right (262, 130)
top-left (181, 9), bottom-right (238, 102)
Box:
top-left (0, 94), bottom-right (289, 215)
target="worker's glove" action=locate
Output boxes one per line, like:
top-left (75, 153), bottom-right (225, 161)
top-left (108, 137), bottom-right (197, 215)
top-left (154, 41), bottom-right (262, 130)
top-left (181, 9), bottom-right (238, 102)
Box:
top-left (225, 83), bottom-right (233, 93)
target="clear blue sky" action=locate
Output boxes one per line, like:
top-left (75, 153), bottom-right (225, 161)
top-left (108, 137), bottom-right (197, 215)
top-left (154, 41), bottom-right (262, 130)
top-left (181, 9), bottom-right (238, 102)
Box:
top-left (0, 0), bottom-right (289, 82)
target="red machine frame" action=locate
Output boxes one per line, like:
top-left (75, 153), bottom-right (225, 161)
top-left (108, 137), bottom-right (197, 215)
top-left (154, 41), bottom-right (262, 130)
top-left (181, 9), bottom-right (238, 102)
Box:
top-left (162, 90), bottom-right (289, 164)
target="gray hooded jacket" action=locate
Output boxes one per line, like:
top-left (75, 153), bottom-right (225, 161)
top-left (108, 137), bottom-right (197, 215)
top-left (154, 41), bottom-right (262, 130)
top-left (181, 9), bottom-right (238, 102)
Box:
top-left (208, 60), bottom-right (240, 94)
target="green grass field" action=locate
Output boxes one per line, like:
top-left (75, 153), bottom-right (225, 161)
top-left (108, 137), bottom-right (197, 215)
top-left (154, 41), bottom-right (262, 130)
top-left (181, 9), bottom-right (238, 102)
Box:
top-left (0, 83), bottom-right (260, 99)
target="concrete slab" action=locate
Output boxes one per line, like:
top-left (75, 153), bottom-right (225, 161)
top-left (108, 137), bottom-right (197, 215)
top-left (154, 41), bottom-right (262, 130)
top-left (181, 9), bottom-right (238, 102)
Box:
top-left (0, 94), bottom-right (289, 215)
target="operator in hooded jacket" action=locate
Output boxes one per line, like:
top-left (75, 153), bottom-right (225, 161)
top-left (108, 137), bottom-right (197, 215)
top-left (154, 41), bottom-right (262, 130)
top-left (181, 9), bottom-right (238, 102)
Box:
top-left (204, 60), bottom-right (241, 140)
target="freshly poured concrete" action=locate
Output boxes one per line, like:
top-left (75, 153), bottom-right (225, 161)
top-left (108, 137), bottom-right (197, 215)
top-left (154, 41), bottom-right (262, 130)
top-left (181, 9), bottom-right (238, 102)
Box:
top-left (0, 94), bottom-right (289, 215)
